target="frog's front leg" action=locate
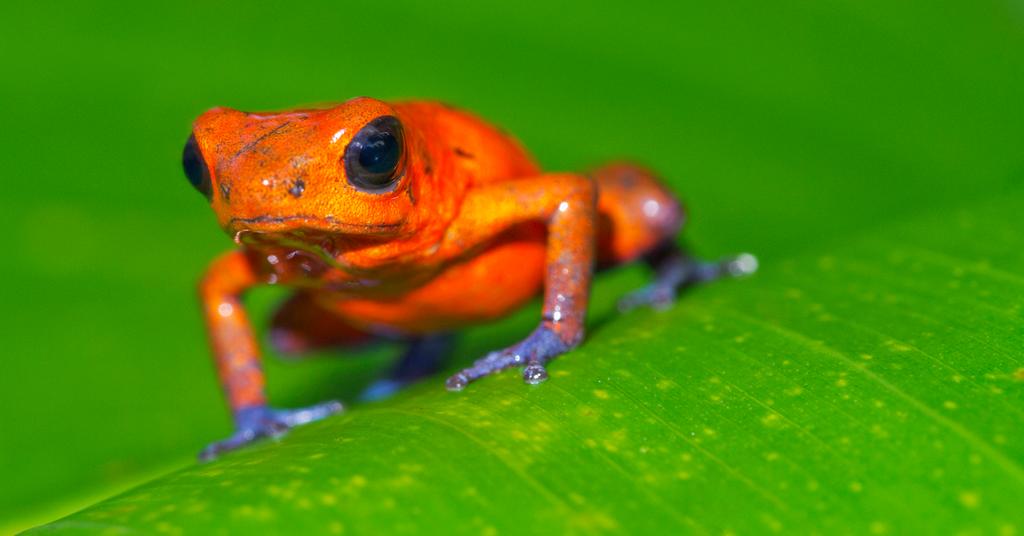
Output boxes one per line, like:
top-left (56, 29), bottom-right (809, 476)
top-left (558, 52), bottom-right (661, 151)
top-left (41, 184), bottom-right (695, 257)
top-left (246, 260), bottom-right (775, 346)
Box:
top-left (441, 174), bottom-right (597, 391)
top-left (198, 251), bottom-right (342, 461)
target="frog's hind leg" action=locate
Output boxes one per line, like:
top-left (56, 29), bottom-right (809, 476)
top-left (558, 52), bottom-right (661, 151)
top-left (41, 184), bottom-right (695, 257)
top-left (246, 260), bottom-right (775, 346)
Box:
top-left (269, 292), bottom-right (375, 357)
top-left (589, 162), bottom-right (757, 311)
top-left (359, 333), bottom-right (454, 401)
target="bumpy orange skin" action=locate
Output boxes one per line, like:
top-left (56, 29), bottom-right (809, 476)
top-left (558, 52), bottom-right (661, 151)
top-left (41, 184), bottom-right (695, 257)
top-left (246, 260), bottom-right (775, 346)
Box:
top-left (192, 98), bottom-right (681, 412)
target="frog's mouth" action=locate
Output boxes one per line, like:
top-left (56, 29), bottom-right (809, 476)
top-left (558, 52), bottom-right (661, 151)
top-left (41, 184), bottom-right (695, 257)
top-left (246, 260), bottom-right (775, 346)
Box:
top-left (228, 215), bottom-right (401, 274)
top-left (226, 214), bottom-right (404, 236)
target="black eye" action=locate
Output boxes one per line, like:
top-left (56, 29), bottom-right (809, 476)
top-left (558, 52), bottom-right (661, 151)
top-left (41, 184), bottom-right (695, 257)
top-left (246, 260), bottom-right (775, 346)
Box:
top-left (344, 116), bottom-right (404, 192)
top-left (182, 134), bottom-right (213, 201)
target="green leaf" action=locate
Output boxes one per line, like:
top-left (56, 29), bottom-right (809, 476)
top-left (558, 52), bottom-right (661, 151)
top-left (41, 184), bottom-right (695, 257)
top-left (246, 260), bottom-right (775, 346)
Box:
top-left (29, 193), bottom-right (1024, 534)
top-left (5, 0), bottom-right (1024, 532)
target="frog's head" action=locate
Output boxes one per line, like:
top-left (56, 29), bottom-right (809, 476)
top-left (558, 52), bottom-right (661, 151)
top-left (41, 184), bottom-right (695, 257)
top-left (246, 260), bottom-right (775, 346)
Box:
top-left (183, 97), bottom-right (424, 248)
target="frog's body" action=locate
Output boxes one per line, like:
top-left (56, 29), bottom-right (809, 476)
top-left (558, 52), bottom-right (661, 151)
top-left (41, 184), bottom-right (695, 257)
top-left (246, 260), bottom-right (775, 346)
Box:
top-left (185, 97), bottom-right (755, 459)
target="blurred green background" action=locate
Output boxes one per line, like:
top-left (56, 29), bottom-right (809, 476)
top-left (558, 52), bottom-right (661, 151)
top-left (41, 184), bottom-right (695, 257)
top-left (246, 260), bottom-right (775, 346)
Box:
top-left (2, 0), bottom-right (1023, 532)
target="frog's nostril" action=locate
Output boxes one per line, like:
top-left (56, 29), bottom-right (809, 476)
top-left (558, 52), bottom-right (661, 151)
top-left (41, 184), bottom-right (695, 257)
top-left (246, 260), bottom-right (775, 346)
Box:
top-left (182, 133), bottom-right (213, 201)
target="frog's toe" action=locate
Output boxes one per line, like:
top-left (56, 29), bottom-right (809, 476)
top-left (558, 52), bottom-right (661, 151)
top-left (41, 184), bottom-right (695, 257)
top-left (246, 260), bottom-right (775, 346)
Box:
top-left (445, 351), bottom-right (511, 392)
top-left (198, 401), bottom-right (343, 461)
top-left (522, 363), bottom-right (549, 385)
top-left (274, 400), bottom-right (344, 427)
top-left (199, 430), bottom-right (272, 462)
top-left (618, 284), bottom-right (677, 312)
top-left (445, 372), bottom-right (470, 392)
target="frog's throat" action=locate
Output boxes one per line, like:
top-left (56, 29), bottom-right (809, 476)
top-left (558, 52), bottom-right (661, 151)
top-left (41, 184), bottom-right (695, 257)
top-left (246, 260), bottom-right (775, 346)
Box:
top-left (232, 228), bottom-right (358, 274)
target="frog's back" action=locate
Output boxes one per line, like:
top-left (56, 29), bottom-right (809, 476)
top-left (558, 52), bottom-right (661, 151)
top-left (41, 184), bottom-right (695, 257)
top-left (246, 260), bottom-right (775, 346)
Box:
top-left (393, 101), bottom-right (541, 186)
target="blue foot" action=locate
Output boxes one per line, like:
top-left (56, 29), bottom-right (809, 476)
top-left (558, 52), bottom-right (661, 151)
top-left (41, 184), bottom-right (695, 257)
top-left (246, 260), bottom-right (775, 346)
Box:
top-left (360, 333), bottom-right (453, 402)
top-left (619, 252), bottom-right (757, 312)
top-left (358, 379), bottom-right (404, 402)
top-left (199, 400), bottom-right (343, 461)
top-left (445, 325), bottom-right (568, 391)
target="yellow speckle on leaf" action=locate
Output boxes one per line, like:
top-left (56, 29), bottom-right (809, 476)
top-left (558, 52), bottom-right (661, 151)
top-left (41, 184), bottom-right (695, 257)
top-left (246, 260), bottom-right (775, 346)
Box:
top-left (850, 481), bottom-right (863, 493)
top-left (943, 400), bottom-right (958, 410)
top-left (656, 379), bottom-right (674, 391)
top-left (567, 510), bottom-right (620, 532)
top-left (959, 490), bottom-right (981, 509)
top-left (869, 521), bottom-right (889, 534)
top-left (1014, 369), bottom-right (1024, 381)
top-left (760, 513), bottom-right (784, 532)
top-left (593, 389), bottom-right (610, 400)
top-left (349, 475), bottom-right (368, 488)
top-left (388, 474), bottom-right (416, 488)
top-left (835, 378), bottom-right (848, 388)
top-left (885, 340), bottom-right (912, 352)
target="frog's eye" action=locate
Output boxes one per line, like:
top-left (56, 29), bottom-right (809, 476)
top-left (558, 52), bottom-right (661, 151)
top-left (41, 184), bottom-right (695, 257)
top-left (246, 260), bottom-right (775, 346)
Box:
top-left (182, 134), bottom-right (213, 201)
top-left (344, 115), bottom-right (404, 192)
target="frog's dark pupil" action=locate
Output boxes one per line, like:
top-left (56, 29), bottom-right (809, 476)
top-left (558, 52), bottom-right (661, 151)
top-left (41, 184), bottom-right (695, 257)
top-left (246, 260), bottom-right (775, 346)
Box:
top-left (358, 132), bottom-right (399, 176)
top-left (182, 134), bottom-right (212, 201)
top-left (344, 115), bottom-right (404, 192)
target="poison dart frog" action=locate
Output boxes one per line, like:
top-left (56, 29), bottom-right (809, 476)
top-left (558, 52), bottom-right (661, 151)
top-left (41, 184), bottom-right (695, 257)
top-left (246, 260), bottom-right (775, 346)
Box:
top-left (182, 97), bottom-right (757, 460)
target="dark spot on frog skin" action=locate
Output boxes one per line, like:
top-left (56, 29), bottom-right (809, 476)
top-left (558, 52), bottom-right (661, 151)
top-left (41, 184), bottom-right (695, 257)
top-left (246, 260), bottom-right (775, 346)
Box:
top-left (453, 147), bottom-right (474, 159)
top-left (232, 121), bottom-right (294, 162)
top-left (220, 182), bottom-right (231, 202)
top-left (288, 178), bottom-right (306, 198)
top-left (419, 146), bottom-right (434, 176)
top-left (406, 185), bottom-right (417, 205)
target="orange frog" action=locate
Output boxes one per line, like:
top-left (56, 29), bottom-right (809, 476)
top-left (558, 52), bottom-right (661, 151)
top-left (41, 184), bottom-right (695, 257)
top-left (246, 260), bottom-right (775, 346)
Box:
top-left (183, 97), bottom-right (756, 459)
